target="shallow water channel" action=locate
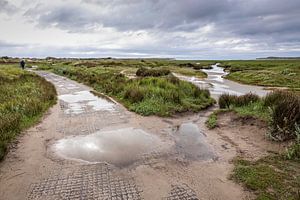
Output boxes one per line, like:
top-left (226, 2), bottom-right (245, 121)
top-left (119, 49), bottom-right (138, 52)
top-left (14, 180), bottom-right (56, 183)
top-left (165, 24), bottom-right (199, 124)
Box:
top-left (176, 64), bottom-right (269, 99)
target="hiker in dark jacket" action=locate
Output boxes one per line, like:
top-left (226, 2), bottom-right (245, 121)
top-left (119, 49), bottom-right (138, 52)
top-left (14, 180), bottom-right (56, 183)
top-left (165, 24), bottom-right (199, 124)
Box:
top-left (20, 59), bottom-right (25, 69)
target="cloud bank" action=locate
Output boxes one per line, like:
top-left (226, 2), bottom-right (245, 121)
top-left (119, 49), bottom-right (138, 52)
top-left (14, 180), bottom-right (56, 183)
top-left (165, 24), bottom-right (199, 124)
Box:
top-left (1, 0), bottom-right (300, 59)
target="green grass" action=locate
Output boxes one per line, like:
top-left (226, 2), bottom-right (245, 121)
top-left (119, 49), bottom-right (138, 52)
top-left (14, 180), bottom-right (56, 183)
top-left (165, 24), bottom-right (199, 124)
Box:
top-left (206, 112), bottom-right (218, 129)
top-left (232, 156), bottom-right (300, 200)
top-left (232, 101), bottom-right (271, 122)
top-left (220, 60), bottom-right (300, 89)
top-left (205, 109), bottom-right (230, 129)
top-left (0, 65), bottom-right (57, 160)
top-left (45, 65), bottom-right (215, 116)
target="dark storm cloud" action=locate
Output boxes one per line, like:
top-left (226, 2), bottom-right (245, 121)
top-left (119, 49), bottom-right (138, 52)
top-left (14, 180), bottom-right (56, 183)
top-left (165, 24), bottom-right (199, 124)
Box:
top-left (1, 0), bottom-right (300, 58)
top-left (24, 0), bottom-right (300, 37)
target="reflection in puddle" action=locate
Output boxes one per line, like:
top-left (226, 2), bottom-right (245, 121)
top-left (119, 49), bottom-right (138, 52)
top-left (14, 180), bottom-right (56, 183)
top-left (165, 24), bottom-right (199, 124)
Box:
top-left (175, 123), bottom-right (216, 161)
top-left (53, 128), bottom-right (166, 167)
top-left (66, 83), bottom-right (80, 90)
top-left (59, 91), bottom-right (115, 114)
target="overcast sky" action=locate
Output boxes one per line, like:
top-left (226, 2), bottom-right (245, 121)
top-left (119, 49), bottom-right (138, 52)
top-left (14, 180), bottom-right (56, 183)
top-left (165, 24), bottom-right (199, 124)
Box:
top-left (1, 0), bottom-right (300, 59)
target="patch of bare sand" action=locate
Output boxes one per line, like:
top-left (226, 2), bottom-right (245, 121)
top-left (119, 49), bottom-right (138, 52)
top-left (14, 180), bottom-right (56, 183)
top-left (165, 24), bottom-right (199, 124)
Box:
top-left (215, 111), bottom-right (287, 159)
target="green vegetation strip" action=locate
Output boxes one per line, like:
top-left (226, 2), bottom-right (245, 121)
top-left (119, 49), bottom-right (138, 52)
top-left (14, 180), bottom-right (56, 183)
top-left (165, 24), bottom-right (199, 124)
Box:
top-left (219, 60), bottom-right (300, 89)
top-left (45, 65), bottom-right (214, 116)
top-left (0, 66), bottom-right (57, 160)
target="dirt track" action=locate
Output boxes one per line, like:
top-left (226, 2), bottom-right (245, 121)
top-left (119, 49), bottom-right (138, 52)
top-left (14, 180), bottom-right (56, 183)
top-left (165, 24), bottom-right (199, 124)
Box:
top-left (0, 71), bottom-right (278, 200)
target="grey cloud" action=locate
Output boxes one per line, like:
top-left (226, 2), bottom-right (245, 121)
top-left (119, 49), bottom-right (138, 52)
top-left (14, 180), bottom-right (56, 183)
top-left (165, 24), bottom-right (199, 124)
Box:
top-left (2, 0), bottom-right (300, 58)
top-left (25, 0), bottom-right (231, 31)
top-left (0, 0), bottom-right (17, 14)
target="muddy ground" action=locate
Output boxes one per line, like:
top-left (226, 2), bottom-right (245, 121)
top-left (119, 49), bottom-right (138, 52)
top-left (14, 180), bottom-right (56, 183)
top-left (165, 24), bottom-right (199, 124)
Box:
top-left (0, 71), bottom-right (282, 200)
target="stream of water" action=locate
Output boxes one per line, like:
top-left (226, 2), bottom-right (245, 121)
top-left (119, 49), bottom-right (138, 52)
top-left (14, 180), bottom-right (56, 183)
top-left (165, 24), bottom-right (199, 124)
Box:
top-left (176, 64), bottom-right (269, 99)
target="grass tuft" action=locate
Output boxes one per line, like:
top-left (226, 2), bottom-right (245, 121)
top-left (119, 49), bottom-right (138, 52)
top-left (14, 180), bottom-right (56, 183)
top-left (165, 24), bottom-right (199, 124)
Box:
top-left (218, 93), bottom-right (260, 109)
top-left (206, 113), bottom-right (218, 129)
top-left (266, 91), bottom-right (300, 141)
top-left (136, 67), bottom-right (170, 77)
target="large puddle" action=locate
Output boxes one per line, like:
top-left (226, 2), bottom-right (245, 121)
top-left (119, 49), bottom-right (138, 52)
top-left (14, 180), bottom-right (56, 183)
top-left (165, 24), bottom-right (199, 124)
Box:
top-left (175, 64), bottom-right (269, 98)
top-left (59, 91), bottom-right (115, 114)
top-left (175, 123), bottom-right (216, 161)
top-left (53, 128), bottom-right (167, 167)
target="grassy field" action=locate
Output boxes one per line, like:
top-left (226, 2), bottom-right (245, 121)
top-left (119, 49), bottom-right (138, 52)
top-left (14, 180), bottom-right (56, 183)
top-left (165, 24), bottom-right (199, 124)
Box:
top-left (4, 57), bottom-right (300, 88)
top-left (0, 65), bottom-right (57, 160)
top-left (219, 60), bottom-right (300, 89)
top-left (35, 58), bottom-right (213, 78)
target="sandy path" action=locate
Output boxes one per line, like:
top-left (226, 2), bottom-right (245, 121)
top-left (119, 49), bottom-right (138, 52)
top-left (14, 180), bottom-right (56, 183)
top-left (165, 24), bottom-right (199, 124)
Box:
top-left (0, 71), bottom-right (250, 200)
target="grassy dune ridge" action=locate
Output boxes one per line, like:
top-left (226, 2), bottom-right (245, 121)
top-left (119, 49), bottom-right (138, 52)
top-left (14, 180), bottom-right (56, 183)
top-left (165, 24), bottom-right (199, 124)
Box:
top-left (46, 65), bottom-right (215, 116)
top-left (0, 65), bottom-right (57, 160)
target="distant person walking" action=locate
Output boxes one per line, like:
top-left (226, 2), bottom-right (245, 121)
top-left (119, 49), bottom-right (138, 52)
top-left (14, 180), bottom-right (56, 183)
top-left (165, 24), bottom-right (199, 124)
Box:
top-left (20, 59), bottom-right (25, 70)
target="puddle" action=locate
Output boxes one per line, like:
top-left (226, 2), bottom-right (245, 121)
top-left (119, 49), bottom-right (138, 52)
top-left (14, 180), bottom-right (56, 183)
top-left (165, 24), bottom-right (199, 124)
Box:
top-left (175, 64), bottom-right (269, 99)
top-left (53, 128), bottom-right (167, 167)
top-left (175, 123), bottom-right (216, 161)
top-left (59, 91), bottom-right (115, 114)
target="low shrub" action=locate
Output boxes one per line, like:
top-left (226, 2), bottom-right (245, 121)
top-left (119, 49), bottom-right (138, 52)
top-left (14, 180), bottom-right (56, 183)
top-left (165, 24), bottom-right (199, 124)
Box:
top-left (286, 124), bottom-right (300, 160)
top-left (166, 74), bottom-right (180, 85)
top-left (264, 90), bottom-right (290, 107)
top-left (136, 67), bottom-right (170, 77)
top-left (235, 93), bottom-right (260, 107)
top-left (178, 63), bottom-right (195, 68)
top-left (124, 86), bottom-right (145, 103)
top-left (74, 62), bottom-right (98, 68)
top-left (218, 93), bottom-right (238, 109)
top-left (206, 113), bottom-right (218, 129)
top-left (268, 91), bottom-right (300, 141)
top-left (218, 93), bottom-right (260, 109)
